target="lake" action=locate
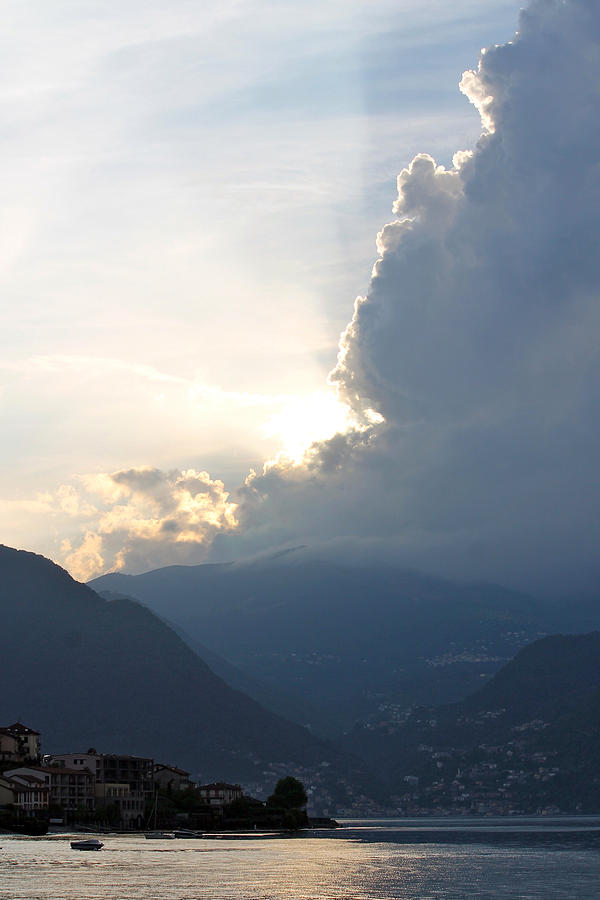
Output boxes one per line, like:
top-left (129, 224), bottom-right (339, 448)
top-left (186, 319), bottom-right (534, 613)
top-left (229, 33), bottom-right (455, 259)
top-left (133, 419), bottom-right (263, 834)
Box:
top-left (2, 817), bottom-right (600, 899)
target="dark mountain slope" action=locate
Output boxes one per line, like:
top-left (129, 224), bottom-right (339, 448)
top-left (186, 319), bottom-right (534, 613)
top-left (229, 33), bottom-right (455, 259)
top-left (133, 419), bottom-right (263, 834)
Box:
top-left (461, 632), bottom-right (600, 722)
top-left (91, 556), bottom-right (551, 733)
top-left (0, 545), bottom-right (374, 806)
top-left (98, 588), bottom-right (322, 730)
top-left (341, 632), bottom-right (600, 812)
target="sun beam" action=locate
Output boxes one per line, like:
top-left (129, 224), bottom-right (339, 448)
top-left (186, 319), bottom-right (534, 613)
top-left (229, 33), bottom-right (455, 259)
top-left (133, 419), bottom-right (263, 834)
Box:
top-left (261, 391), bottom-right (353, 464)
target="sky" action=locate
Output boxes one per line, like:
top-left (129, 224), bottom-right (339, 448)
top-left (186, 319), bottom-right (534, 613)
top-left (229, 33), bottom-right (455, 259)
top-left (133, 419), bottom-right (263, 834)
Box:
top-left (3, 0), bottom-right (598, 597)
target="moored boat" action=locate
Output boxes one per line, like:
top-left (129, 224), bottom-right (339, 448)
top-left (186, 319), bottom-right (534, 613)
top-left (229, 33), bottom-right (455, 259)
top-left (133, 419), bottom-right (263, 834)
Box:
top-left (71, 838), bottom-right (104, 850)
top-left (144, 832), bottom-right (176, 839)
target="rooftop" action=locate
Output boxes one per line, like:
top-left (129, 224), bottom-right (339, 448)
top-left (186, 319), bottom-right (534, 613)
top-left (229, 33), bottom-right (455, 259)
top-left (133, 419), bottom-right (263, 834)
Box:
top-left (0, 722), bottom-right (40, 736)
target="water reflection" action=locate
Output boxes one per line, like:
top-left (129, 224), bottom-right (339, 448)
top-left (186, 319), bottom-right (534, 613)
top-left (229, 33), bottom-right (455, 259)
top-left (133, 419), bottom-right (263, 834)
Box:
top-left (0, 824), bottom-right (599, 900)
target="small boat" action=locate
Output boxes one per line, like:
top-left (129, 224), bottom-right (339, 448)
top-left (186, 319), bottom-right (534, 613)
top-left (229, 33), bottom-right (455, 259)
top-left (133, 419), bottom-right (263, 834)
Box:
top-left (144, 832), bottom-right (176, 840)
top-left (71, 838), bottom-right (104, 851)
top-left (173, 829), bottom-right (203, 838)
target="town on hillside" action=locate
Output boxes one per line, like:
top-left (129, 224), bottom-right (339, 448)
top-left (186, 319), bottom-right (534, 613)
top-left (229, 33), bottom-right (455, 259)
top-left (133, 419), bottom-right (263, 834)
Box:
top-left (0, 723), bottom-right (329, 832)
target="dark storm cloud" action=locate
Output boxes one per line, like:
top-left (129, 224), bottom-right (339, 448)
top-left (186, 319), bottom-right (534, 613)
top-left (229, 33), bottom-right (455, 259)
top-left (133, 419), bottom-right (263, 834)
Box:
top-left (233, 0), bottom-right (600, 595)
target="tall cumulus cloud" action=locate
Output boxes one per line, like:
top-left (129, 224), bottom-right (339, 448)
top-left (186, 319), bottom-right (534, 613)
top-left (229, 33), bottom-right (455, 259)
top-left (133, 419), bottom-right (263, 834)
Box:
top-left (231, 0), bottom-right (600, 595)
top-left (61, 0), bottom-right (600, 594)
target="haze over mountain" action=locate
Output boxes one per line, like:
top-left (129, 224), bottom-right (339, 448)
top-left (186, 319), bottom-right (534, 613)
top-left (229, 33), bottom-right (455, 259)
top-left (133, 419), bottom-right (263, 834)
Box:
top-left (90, 549), bottom-right (600, 813)
top-left (91, 552), bottom-right (562, 735)
top-left (341, 632), bottom-right (600, 813)
top-left (0, 545), bottom-right (375, 807)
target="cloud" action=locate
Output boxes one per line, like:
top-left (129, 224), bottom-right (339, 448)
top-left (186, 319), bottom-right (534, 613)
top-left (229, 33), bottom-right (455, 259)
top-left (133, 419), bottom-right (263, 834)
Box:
top-left (51, 0), bottom-right (600, 594)
top-left (224, 0), bottom-right (600, 594)
top-left (53, 467), bottom-right (238, 579)
top-left (62, 532), bottom-right (105, 583)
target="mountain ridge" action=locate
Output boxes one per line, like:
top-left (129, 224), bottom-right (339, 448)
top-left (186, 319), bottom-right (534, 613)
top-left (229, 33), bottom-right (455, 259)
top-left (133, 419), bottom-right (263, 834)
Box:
top-left (91, 557), bottom-right (553, 734)
top-left (0, 545), bottom-right (376, 809)
top-left (341, 631), bottom-right (600, 813)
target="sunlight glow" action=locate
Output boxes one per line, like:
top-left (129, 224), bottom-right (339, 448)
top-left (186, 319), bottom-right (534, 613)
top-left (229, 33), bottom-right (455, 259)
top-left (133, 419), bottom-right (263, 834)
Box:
top-left (261, 392), bottom-right (353, 463)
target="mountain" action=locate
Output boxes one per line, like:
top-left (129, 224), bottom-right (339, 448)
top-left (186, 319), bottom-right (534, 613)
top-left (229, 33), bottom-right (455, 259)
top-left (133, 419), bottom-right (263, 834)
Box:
top-left (460, 631), bottom-right (600, 723)
top-left (98, 589), bottom-right (322, 730)
top-left (0, 545), bottom-right (376, 809)
top-left (91, 554), bottom-right (553, 734)
top-left (341, 632), bottom-right (600, 813)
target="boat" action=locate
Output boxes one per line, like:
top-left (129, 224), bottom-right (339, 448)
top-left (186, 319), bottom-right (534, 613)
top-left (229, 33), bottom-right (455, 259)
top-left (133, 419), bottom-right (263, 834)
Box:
top-left (143, 788), bottom-right (176, 840)
top-left (173, 829), bottom-right (203, 838)
top-left (70, 838), bottom-right (104, 851)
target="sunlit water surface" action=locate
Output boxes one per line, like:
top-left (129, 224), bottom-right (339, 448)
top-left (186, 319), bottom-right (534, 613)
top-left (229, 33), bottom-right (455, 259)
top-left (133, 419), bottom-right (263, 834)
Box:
top-left (2, 818), bottom-right (600, 899)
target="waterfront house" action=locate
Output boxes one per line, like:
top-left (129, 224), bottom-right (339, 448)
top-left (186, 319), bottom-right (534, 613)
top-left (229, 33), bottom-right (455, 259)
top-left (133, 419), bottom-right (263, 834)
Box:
top-left (197, 782), bottom-right (243, 808)
top-left (94, 781), bottom-right (146, 827)
top-left (4, 765), bottom-right (95, 813)
top-left (47, 751), bottom-right (154, 796)
top-left (0, 773), bottom-right (49, 816)
top-left (0, 723), bottom-right (40, 763)
top-left (46, 750), bottom-right (154, 827)
top-left (154, 764), bottom-right (193, 793)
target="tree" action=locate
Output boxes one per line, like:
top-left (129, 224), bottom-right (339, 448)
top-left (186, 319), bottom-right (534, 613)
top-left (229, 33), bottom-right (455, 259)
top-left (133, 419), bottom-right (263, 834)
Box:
top-left (267, 776), bottom-right (307, 811)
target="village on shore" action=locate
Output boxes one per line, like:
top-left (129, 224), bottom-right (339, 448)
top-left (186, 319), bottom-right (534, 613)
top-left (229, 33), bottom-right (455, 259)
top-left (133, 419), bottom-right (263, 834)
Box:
top-left (0, 722), bottom-right (332, 833)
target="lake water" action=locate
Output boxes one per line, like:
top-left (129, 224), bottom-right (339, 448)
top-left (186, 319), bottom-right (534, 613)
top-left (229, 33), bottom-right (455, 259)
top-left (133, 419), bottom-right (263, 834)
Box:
top-left (2, 818), bottom-right (600, 899)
